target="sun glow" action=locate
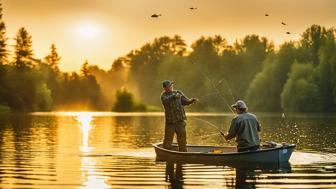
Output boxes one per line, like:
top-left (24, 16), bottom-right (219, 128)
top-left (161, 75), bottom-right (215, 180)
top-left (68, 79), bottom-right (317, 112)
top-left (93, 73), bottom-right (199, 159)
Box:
top-left (75, 21), bottom-right (103, 39)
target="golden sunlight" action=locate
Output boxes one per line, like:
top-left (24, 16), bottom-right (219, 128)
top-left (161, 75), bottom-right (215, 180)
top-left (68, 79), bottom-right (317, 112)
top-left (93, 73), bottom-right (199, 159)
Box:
top-left (75, 21), bottom-right (103, 39)
top-left (76, 112), bottom-right (94, 152)
top-left (81, 156), bottom-right (110, 189)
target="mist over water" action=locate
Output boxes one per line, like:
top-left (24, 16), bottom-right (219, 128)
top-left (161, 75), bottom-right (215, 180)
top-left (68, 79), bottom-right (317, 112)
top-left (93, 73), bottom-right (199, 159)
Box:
top-left (0, 112), bottom-right (335, 188)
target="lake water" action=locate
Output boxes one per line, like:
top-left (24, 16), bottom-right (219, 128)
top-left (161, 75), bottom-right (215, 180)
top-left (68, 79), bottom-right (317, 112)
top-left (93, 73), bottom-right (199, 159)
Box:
top-left (0, 112), bottom-right (335, 188)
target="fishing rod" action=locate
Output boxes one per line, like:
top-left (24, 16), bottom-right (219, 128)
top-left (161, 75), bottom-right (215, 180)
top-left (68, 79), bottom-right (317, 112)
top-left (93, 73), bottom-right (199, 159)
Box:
top-left (188, 62), bottom-right (237, 140)
top-left (198, 79), bottom-right (235, 99)
top-left (197, 92), bottom-right (220, 100)
top-left (191, 117), bottom-right (226, 141)
top-left (200, 132), bottom-right (221, 139)
top-left (191, 62), bottom-right (235, 114)
top-left (217, 78), bottom-right (236, 103)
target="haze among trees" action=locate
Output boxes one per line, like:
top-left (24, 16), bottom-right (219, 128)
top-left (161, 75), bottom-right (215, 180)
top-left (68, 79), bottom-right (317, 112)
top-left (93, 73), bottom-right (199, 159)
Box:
top-left (0, 4), bottom-right (335, 112)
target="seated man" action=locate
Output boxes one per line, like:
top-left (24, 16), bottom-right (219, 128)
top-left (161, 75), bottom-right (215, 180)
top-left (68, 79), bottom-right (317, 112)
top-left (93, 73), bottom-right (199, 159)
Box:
top-left (224, 100), bottom-right (261, 152)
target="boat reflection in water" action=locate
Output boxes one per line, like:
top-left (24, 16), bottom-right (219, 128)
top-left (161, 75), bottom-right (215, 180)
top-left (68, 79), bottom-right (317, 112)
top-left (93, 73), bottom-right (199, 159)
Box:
top-left (165, 162), bottom-right (184, 189)
top-left (155, 140), bottom-right (294, 188)
top-left (163, 160), bottom-right (292, 189)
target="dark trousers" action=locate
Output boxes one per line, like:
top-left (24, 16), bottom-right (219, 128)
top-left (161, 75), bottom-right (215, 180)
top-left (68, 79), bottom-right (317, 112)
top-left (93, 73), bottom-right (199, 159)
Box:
top-left (163, 120), bottom-right (187, 152)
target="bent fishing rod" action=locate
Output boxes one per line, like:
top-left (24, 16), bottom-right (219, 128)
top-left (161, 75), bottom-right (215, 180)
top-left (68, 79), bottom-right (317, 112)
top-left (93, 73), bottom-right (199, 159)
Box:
top-left (191, 117), bottom-right (226, 141)
top-left (189, 61), bottom-right (239, 139)
top-left (190, 61), bottom-right (235, 114)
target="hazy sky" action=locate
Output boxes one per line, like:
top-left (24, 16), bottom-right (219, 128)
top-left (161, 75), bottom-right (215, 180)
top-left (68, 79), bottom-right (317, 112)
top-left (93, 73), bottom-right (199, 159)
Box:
top-left (3, 0), bottom-right (336, 71)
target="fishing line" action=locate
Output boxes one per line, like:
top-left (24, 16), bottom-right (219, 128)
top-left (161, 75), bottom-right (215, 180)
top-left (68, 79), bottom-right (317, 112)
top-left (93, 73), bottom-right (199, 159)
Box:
top-left (191, 62), bottom-right (235, 114)
top-left (218, 78), bottom-right (236, 102)
top-left (191, 117), bottom-right (226, 141)
top-left (197, 92), bottom-right (220, 100)
top-left (200, 132), bottom-right (222, 139)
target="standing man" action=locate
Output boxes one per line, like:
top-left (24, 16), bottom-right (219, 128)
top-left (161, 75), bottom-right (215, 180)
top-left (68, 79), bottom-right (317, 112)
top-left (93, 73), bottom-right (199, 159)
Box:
top-left (224, 100), bottom-right (261, 152)
top-left (161, 80), bottom-right (197, 152)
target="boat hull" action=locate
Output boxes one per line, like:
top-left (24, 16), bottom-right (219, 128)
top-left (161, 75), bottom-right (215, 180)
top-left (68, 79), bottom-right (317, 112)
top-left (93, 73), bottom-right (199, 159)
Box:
top-left (153, 142), bottom-right (295, 165)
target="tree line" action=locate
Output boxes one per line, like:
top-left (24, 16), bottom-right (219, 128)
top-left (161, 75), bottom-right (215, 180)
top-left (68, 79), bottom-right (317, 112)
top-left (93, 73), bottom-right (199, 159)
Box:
top-left (0, 3), bottom-right (335, 112)
top-left (0, 4), bottom-right (104, 112)
top-left (116, 24), bottom-right (336, 112)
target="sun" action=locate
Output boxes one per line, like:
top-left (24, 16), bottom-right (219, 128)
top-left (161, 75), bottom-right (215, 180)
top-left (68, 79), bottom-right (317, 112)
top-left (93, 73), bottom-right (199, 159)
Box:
top-left (75, 21), bottom-right (103, 39)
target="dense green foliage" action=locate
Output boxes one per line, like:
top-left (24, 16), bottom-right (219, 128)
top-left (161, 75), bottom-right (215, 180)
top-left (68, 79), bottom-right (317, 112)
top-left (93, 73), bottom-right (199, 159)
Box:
top-left (247, 25), bottom-right (336, 112)
top-left (112, 88), bottom-right (147, 112)
top-left (0, 3), bottom-right (335, 112)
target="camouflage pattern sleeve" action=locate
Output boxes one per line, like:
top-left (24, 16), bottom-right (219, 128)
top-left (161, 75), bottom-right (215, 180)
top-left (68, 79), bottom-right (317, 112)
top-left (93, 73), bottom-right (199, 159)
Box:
top-left (177, 90), bottom-right (194, 106)
top-left (161, 92), bottom-right (177, 106)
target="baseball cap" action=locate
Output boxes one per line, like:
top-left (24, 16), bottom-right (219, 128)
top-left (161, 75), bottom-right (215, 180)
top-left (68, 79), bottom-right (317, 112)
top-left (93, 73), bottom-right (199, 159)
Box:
top-left (162, 80), bottom-right (175, 88)
top-left (231, 100), bottom-right (247, 109)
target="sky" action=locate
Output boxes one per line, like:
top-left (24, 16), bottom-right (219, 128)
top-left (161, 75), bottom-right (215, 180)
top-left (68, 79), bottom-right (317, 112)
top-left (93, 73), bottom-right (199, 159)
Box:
top-left (2, 0), bottom-right (336, 72)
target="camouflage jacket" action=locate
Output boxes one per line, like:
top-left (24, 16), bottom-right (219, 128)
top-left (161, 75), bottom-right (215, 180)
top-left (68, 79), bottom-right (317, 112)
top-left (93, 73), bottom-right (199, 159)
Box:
top-left (160, 90), bottom-right (194, 124)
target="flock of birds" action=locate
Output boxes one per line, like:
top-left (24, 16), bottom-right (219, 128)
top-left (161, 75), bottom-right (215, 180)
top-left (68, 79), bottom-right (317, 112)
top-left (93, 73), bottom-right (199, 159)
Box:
top-left (265, 13), bottom-right (295, 35)
top-left (150, 7), bottom-right (197, 18)
top-left (150, 8), bottom-right (294, 35)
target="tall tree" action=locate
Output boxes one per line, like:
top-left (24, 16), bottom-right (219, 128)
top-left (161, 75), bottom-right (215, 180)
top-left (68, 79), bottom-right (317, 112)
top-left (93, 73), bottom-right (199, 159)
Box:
top-left (300, 25), bottom-right (330, 66)
top-left (44, 43), bottom-right (61, 72)
top-left (231, 35), bottom-right (274, 98)
top-left (13, 27), bottom-right (34, 68)
top-left (281, 62), bottom-right (323, 112)
top-left (0, 3), bottom-right (7, 65)
top-left (128, 35), bottom-right (187, 105)
top-left (80, 59), bottom-right (90, 77)
top-left (41, 44), bottom-right (62, 107)
top-left (315, 31), bottom-right (336, 111)
top-left (0, 3), bottom-right (8, 108)
top-left (246, 42), bottom-right (297, 111)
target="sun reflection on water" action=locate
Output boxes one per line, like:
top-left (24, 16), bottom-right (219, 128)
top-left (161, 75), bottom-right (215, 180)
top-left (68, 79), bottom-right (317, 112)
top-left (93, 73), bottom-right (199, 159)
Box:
top-left (76, 112), bottom-right (94, 152)
top-left (75, 112), bottom-right (110, 189)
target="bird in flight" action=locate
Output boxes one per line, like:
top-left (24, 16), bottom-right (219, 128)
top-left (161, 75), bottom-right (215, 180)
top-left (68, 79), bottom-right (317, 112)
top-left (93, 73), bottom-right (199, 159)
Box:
top-left (281, 22), bottom-right (287, 25)
top-left (286, 32), bottom-right (296, 34)
top-left (190, 7), bottom-right (198, 10)
top-left (265, 14), bottom-right (269, 16)
top-left (151, 14), bottom-right (162, 18)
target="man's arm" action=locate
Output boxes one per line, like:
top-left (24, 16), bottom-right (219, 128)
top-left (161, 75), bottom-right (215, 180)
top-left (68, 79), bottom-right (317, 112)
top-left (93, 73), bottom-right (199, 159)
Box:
top-left (177, 91), bottom-right (197, 106)
top-left (225, 118), bottom-right (238, 140)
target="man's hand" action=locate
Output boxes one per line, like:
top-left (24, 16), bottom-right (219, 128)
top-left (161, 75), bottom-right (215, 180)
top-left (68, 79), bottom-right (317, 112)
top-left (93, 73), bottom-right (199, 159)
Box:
top-left (223, 133), bottom-right (229, 141)
top-left (191, 98), bottom-right (198, 103)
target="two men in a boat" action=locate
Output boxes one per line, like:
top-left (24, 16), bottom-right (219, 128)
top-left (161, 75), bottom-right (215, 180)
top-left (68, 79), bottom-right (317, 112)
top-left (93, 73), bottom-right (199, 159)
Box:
top-left (160, 80), bottom-right (198, 152)
top-left (224, 100), bottom-right (261, 152)
top-left (160, 80), bottom-right (260, 153)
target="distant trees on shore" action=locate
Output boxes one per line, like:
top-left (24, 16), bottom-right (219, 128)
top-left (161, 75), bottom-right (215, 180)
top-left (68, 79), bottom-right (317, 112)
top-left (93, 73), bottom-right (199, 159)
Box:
top-left (0, 3), bottom-right (335, 112)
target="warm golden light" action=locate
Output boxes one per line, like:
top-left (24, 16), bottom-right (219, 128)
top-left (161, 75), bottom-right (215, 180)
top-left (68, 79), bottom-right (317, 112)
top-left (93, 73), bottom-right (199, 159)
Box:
top-left (75, 112), bottom-right (109, 189)
top-left (75, 21), bottom-right (103, 39)
top-left (81, 157), bottom-right (110, 189)
top-left (76, 112), bottom-right (94, 152)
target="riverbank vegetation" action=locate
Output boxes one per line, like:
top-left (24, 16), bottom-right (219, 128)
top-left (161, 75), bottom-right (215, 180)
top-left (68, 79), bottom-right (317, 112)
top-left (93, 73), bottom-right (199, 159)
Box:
top-left (0, 4), bottom-right (335, 112)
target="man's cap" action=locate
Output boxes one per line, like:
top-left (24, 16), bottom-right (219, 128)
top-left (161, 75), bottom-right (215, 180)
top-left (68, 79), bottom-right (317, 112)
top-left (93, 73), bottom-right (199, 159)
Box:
top-left (231, 100), bottom-right (247, 109)
top-left (162, 80), bottom-right (175, 88)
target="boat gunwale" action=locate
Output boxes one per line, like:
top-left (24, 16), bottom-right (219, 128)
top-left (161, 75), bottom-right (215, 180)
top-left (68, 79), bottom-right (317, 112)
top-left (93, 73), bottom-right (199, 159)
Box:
top-left (153, 142), bottom-right (296, 156)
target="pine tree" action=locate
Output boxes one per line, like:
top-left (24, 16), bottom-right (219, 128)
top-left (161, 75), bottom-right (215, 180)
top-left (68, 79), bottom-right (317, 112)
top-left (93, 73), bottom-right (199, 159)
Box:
top-left (80, 60), bottom-right (90, 77)
top-left (44, 43), bottom-right (61, 72)
top-left (13, 27), bottom-right (34, 68)
top-left (0, 3), bottom-right (7, 65)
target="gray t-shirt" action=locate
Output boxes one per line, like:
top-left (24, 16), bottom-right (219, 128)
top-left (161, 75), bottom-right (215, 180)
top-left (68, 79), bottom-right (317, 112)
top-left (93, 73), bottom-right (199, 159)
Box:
top-left (226, 112), bottom-right (261, 149)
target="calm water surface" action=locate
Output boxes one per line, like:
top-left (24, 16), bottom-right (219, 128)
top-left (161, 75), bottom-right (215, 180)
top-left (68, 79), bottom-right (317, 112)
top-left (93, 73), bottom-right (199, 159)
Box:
top-left (0, 112), bottom-right (335, 188)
